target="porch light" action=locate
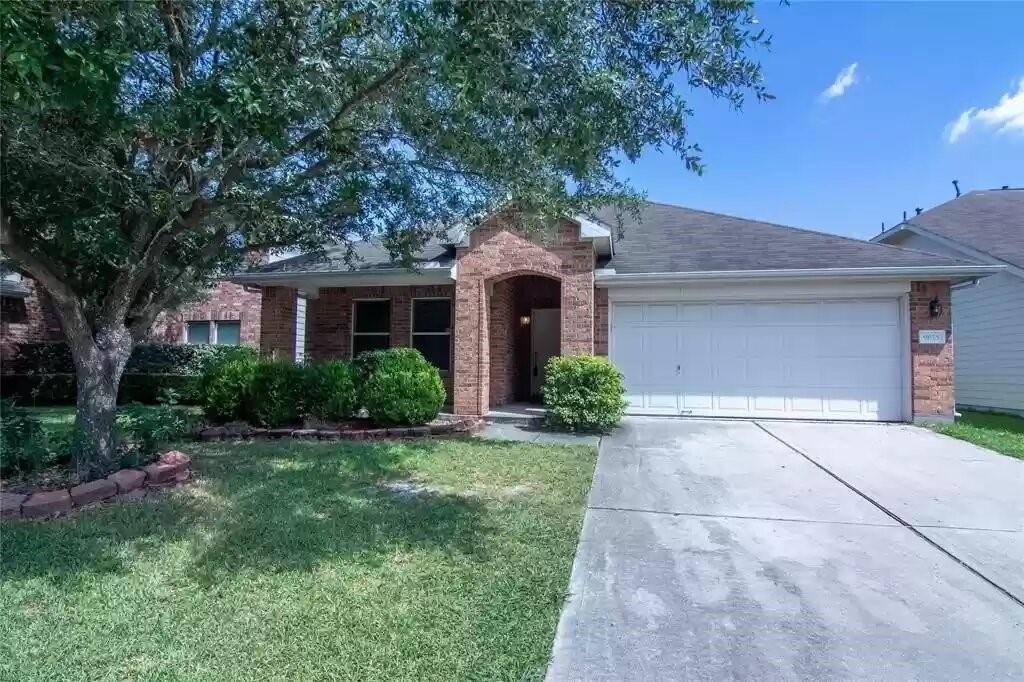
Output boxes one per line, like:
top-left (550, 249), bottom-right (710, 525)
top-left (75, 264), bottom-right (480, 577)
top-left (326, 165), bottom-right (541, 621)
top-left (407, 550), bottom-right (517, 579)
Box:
top-left (519, 315), bottom-right (531, 326)
top-left (929, 297), bottom-right (943, 318)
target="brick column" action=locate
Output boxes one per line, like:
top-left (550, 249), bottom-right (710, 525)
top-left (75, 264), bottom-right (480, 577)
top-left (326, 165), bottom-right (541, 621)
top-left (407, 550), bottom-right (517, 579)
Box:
top-left (909, 281), bottom-right (954, 422)
top-left (453, 279), bottom-right (488, 415)
top-left (594, 287), bottom-right (609, 356)
top-left (260, 286), bottom-right (297, 360)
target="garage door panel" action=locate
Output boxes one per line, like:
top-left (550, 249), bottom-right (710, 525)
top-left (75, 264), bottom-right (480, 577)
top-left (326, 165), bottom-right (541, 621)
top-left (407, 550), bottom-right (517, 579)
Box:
top-left (611, 297), bottom-right (905, 421)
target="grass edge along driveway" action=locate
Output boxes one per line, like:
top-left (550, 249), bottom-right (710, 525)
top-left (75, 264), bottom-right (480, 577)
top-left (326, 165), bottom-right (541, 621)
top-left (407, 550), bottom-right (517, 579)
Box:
top-left (1, 437), bottom-right (597, 681)
top-left (932, 410), bottom-right (1024, 460)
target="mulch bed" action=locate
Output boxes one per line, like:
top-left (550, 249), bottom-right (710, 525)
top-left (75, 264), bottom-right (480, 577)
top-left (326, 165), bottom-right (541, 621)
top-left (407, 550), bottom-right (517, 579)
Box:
top-left (196, 416), bottom-right (480, 442)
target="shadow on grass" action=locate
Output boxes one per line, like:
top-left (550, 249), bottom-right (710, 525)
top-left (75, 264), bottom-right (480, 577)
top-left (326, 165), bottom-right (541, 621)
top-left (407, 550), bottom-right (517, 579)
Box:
top-left (1, 440), bottom-right (489, 586)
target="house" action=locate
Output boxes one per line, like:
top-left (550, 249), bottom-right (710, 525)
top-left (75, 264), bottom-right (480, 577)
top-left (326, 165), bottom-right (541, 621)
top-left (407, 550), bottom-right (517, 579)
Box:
top-left (235, 201), bottom-right (1002, 423)
top-left (872, 188), bottom-right (1024, 415)
top-left (0, 264), bottom-right (262, 369)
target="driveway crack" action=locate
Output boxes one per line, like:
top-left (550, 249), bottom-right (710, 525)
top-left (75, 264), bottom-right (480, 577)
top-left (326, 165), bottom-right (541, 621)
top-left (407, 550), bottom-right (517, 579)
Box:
top-left (755, 421), bottom-right (1024, 609)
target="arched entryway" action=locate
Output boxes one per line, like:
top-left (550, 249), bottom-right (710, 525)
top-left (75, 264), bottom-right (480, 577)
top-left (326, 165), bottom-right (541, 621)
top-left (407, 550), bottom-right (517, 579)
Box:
top-left (488, 273), bottom-right (561, 407)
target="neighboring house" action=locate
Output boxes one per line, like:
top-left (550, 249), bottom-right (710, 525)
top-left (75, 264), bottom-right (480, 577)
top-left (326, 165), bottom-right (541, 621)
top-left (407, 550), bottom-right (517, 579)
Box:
top-left (872, 187), bottom-right (1024, 416)
top-left (234, 201), bottom-right (1001, 423)
top-left (0, 266), bottom-right (262, 370)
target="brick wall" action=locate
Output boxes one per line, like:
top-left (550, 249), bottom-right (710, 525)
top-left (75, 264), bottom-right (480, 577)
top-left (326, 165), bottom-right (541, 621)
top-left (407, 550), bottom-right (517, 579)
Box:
top-left (260, 286), bottom-right (298, 360)
top-left (452, 215), bottom-right (595, 415)
top-left (150, 281), bottom-right (262, 346)
top-left (594, 287), bottom-right (609, 356)
top-left (1, 276), bottom-right (63, 369)
top-left (910, 281), bottom-right (954, 420)
top-left (488, 279), bottom-right (517, 406)
top-left (301, 284), bottom-right (455, 397)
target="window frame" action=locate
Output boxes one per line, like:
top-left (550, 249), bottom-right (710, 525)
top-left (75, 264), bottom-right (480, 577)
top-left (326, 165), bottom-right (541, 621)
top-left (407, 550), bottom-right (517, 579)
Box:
top-left (351, 298), bottom-right (391, 359)
top-left (184, 320), bottom-right (242, 346)
top-left (410, 297), bottom-right (452, 374)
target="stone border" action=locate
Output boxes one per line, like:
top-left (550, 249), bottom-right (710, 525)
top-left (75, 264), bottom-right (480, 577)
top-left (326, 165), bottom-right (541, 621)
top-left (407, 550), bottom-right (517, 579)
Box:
top-left (0, 450), bottom-right (192, 521)
top-left (197, 418), bottom-right (480, 442)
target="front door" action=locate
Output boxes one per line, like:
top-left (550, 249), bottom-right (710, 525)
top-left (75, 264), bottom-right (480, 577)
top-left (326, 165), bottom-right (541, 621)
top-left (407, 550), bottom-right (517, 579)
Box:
top-left (530, 308), bottom-right (561, 397)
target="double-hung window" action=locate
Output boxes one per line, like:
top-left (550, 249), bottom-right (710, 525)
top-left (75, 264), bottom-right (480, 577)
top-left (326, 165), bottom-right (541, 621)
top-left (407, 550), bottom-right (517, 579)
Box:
top-left (352, 300), bottom-right (391, 357)
top-left (411, 299), bottom-right (452, 372)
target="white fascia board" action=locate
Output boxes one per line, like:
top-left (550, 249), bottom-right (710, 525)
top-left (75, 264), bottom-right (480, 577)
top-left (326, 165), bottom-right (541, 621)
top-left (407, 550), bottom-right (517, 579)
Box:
top-left (873, 224), bottom-right (1024, 279)
top-left (231, 266), bottom-right (455, 289)
top-left (595, 264), bottom-right (1005, 287)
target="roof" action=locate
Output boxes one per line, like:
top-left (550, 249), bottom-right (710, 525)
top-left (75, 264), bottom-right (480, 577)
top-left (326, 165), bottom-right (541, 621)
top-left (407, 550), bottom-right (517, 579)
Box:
top-left (594, 201), bottom-right (976, 275)
top-left (886, 189), bottom-right (1024, 269)
top-left (240, 201), bottom-right (986, 282)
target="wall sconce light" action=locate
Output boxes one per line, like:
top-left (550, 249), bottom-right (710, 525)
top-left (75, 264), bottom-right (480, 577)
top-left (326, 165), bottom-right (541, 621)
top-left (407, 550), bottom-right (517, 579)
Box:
top-left (929, 297), bottom-right (943, 318)
top-left (519, 315), bottom-right (531, 326)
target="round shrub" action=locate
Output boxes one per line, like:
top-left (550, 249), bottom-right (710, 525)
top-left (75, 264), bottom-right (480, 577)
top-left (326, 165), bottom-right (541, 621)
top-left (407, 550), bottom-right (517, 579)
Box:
top-left (303, 361), bottom-right (357, 422)
top-left (198, 355), bottom-right (258, 422)
top-left (541, 355), bottom-right (627, 432)
top-left (247, 360), bottom-right (305, 427)
top-left (361, 348), bottom-right (445, 426)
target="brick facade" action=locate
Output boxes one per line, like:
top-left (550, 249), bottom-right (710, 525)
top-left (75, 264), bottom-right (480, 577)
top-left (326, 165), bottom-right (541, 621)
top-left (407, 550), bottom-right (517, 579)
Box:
top-left (0, 275), bottom-right (63, 368)
top-left (594, 287), bottom-right (609, 357)
top-left (452, 215), bottom-right (595, 415)
top-left (150, 281), bottom-right (262, 347)
top-left (909, 280), bottom-right (954, 421)
top-left (260, 286), bottom-right (298, 360)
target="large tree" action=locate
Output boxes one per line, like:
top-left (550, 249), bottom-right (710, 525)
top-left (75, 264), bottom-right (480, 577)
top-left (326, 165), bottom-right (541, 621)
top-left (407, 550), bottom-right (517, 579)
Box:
top-left (1, 0), bottom-right (769, 478)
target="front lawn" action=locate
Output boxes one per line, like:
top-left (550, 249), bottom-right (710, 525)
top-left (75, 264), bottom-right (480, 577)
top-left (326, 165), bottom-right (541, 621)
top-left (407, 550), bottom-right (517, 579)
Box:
top-left (933, 410), bottom-right (1024, 460)
top-left (0, 437), bottom-right (596, 681)
top-left (19, 404), bottom-right (202, 440)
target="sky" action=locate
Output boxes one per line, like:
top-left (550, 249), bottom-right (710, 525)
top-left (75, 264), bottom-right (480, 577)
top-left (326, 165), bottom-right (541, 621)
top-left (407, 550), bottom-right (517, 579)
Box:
top-left (618, 1), bottom-right (1024, 240)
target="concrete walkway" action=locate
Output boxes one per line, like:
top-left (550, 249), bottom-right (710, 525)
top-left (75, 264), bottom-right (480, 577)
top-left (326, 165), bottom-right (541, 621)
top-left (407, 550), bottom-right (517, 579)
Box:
top-left (547, 418), bottom-right (1024, 681)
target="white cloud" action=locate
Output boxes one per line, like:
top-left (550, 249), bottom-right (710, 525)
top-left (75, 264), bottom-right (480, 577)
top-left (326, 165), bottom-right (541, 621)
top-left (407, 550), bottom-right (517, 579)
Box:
top-left (946, 77), bottom-right (1024, 143)
top-left (821, 62), bottom-right (859, 101)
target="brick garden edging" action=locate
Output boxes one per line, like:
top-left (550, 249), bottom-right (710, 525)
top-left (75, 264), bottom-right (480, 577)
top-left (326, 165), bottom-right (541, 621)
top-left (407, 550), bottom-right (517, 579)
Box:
top-left (196, 418), bottom-right (480, 442)
top-left (1, 450), bottom-right (192, 521)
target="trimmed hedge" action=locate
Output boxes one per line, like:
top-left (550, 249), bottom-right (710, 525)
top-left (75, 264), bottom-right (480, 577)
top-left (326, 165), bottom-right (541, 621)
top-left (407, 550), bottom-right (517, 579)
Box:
top-left (541, 355), bottom-right (627, 433)
top-left (359, 348), bottom-right (446, 426)
top-left (7, 342), bottom-right (255, 375)
top-left (0, 373), bottom-right (198, 406)
top-left (1, 342), bottom-right (256, 405)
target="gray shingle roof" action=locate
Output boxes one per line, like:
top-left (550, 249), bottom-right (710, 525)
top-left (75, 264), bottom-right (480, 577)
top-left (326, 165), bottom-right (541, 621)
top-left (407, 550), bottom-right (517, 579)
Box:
top-left (595, 201), bottom-right (974, 274)
top-left (257, 230), bottom-right (459, 274)
top-left (901, 189), bottom-right (1024, 268)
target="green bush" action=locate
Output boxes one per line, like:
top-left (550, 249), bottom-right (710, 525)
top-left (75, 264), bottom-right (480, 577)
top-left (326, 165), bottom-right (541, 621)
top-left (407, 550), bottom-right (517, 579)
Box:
top-left (9, 342), bottom-right (255, 376)
top-left (0, 398), bottom-right (53, 474)
top-left (303, 360), bottom-right (357, 422)
top-left (116, 405), bottom-right (197, 468)
top-left (198, 356), bottom-right (260, 422)
top-left (361, 348), bottom-right (445, 426)
top-left (541, 355), bottom-right (627, 433)
top-left (247, 360), bottom-right (305, 427)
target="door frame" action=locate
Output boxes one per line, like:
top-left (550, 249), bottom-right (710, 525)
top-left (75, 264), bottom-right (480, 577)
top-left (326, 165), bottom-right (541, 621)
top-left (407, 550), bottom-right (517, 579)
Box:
top-left (605, 280), bottom-right (913, 421)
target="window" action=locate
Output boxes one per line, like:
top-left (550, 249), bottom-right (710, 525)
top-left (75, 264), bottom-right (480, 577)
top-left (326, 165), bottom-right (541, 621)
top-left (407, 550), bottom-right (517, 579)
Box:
top-left (186, 321), bottom-right (241, 345)
top-left (412, 298), bottom-right (451, 372)
top-left (216, 321), bottom-right (241, 346)
top-left (352, 300), bottom-right (390, 357)
top-left (187, 321), bottom-right (211, 344)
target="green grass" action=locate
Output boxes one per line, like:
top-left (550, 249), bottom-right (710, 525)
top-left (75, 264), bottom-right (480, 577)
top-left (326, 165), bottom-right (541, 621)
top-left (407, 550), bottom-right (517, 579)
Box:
top-left (20, 404), bottom-right (201, 440)
top-left (0, 437), bottom-right (597, 681)
top-left (934, 410), bottom-right (1024, 460)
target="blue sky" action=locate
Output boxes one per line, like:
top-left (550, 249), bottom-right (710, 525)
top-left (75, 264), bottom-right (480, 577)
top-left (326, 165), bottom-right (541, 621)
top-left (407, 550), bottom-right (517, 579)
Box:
top-left (619, 1), bottom-right (1024, 240)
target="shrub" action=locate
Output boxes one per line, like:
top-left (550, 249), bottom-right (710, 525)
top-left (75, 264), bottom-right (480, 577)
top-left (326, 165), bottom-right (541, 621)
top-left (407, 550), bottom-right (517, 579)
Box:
top-left (0, 399), bottom-right (52, 474)
top-left (116, 406), bottom-right (196, 468)
top-left (303, 361), bottom-right (357, 422)
top-left (360, 348), bottom-right (445, 426)
top-left (198, 356), bottom-right (260, 422)
top-left (541, 355), bottom-right (627, 433)
top-left (9, 342), bottom-right (256, 376)
top-left (247, 360), bottom-right (305, 427)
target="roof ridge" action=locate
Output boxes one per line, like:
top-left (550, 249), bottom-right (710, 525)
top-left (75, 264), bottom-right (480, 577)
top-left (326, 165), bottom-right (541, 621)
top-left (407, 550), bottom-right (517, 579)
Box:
top-left (637, 200), bottom-right (966, 264)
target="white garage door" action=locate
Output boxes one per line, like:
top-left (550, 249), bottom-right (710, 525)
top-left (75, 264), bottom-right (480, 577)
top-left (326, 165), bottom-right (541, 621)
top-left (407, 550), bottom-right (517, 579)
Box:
top-left (611, 299), bottom-right (905, 421)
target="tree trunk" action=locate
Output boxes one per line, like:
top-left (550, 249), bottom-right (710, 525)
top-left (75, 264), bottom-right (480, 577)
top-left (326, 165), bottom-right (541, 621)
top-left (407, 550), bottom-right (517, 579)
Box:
top-left (70, 328), bottom-right (133, 481)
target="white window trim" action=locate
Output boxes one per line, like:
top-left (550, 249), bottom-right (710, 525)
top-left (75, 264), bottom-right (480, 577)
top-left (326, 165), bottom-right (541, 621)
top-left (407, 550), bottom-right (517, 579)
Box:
top-left (351, 298), bottom-right (391, 359)
top-left (184, 319), bottom-right (242, 346)
top-left (410, 297), bottom-right (453, 374)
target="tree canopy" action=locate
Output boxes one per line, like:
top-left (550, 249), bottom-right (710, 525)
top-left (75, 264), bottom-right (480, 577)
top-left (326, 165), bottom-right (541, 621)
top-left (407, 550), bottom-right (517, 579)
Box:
top-left (0, 0), bottom-right (769, 476)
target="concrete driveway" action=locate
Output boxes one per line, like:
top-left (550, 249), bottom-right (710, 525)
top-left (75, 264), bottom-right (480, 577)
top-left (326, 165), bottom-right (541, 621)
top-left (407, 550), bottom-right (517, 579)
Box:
top-left (547, 419), bottom-right (1024, 681)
